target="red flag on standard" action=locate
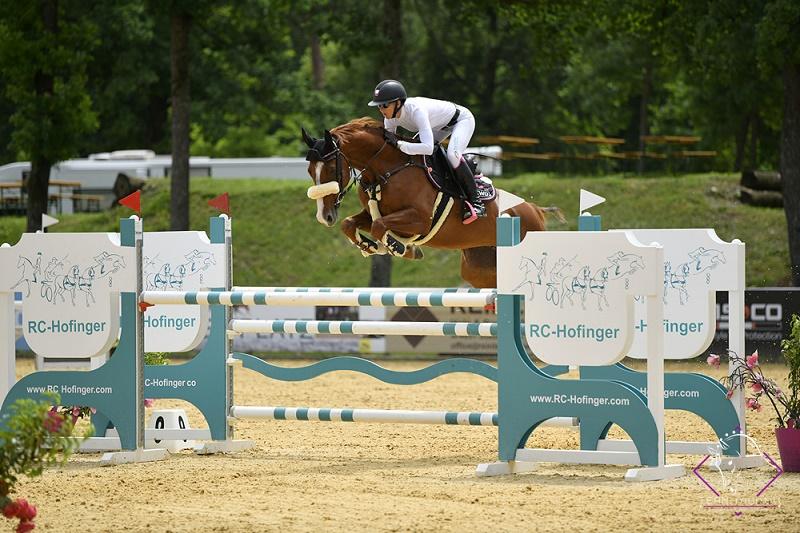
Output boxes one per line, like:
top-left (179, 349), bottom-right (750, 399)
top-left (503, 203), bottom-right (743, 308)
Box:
top-left (208, 192), bottom-right (230, 214)
top-left (119, 190), bottom-right (141, 213)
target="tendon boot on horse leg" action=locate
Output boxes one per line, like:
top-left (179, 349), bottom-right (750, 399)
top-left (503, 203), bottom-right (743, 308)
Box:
top-left (454, 157), bottom-right (486, 224)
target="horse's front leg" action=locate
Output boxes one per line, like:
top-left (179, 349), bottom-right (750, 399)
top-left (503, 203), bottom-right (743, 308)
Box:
top-left (371, 207), bottom-right (430, 258)
top-left (341, 209), bottom-right (387, 257)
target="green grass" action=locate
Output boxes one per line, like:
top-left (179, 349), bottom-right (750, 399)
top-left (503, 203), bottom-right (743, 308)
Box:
top-left (0, 173), bottom-right (791, 286)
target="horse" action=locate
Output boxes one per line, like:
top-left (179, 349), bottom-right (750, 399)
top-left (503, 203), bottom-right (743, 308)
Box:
top-left (300, 118), bottom-right (560, 288)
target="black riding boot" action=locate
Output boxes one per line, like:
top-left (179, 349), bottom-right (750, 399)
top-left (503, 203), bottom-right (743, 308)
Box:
top-left (454, 159), bottom-right (486, 224)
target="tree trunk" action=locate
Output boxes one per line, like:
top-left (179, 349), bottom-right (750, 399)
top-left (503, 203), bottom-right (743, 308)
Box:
top-left (310, 33), bottom-right (324, 90)
top-left (734, 114), bottom-right (750, 172)
top-left (170, 10), bottom-right (192, 231)
top-left (27, 158), bottom-right (52, 232)
top-left (26, 0), bottom-right (58, 233)
top-left (636, 61), bottom-right (653, 175)
top-left (369, 255), bottom-right (392, 287)
top-left (781, 63), bottom-right (800, 286)
top-left (369, 0), bottom-right (403, 287)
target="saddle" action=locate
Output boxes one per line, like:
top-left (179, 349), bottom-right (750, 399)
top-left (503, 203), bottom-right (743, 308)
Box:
top-left (422, 145), bottom-right (496, 203)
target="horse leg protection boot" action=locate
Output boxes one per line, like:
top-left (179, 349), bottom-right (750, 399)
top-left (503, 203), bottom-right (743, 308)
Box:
top-left (454, 159), bottom-right (486, 224)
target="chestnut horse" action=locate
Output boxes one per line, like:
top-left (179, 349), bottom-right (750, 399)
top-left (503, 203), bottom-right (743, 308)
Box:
top-left (301, 118), bottom-right (558, 288)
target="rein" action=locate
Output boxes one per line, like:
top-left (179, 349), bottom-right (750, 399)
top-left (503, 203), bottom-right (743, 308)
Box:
top-left (322, 135), bottom-right (427, 207)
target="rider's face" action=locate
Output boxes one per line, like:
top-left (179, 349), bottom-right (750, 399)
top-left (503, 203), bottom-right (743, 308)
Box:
top-left (378, 101), bottom-right (400, 119)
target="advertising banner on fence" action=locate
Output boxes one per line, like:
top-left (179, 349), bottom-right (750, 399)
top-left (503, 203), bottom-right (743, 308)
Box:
top-left (712, 288), bottom-right (800, 359)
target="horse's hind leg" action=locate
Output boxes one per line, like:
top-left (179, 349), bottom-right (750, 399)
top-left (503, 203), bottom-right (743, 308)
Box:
top-left (460, 247), bottom-right (496, 288)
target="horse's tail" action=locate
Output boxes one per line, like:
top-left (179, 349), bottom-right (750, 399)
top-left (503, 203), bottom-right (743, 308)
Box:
top-left (540, 206), bottom-right (566, 224)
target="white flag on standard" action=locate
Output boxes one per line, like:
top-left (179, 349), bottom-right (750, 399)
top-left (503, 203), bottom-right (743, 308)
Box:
top-left (579, 189), bottom-right (606, 215)
top-left (41, 214), bottom-right (59, 229)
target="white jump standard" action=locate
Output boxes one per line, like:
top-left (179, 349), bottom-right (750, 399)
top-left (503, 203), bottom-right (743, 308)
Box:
top-left (1, 203), bottom-right (756, 479)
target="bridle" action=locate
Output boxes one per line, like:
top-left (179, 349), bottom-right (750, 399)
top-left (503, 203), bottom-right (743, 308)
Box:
top-left (311, 134), bottom-right (425, 209)
top-left (316, 137), bottom-right (370, 209)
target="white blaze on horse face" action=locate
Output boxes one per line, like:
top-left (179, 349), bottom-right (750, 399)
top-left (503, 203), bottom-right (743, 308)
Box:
top-left (314, 162), bottom-right (327, 225)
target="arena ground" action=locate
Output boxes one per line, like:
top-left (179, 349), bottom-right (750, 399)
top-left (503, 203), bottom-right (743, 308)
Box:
top-left (14, 359), bottom-right (799, 532)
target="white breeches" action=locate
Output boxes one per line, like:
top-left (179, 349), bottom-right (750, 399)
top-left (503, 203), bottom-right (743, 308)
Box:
top-left (444, 108), bottom-right (475, 168)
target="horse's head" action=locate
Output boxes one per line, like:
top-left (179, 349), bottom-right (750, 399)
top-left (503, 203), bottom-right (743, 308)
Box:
top-left (302, 127), bottom-right (351, 227)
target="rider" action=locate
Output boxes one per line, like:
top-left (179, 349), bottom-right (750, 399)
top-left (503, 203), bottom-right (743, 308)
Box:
top-left (368, 79), bottom-right (486, 224)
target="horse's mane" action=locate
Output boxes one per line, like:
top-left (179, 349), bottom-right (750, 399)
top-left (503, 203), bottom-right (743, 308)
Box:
top-left (331, 117), bottom-right (383, 143)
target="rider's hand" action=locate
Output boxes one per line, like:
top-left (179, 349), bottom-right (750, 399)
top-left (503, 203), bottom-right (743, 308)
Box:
top-left (384, 130), bottom-right (399, 148)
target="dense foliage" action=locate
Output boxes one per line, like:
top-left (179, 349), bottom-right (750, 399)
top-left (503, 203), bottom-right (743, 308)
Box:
top-left (0, 0), bottom-right (792, 171)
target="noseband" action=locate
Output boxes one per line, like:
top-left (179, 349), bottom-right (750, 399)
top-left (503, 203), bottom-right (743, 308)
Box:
top-left (307, 132), bottom-right (426, 209)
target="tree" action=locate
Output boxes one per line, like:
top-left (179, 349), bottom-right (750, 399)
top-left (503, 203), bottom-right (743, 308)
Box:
top-left (170, 4), bottom-right (192, 231)
top-left (758, 1), bottom-right (800, 285)
top-left (0, 0), bottom-right (97, 232)
top-left (80, 1), bottom-right (170, 155)
top-left (682, 0), bottom-right (781, 172)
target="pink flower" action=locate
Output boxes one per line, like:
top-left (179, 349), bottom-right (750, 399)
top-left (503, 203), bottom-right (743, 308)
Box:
top-left (750, 381), bottom-right (763, 393)
top-left (746, 350), bottom-right (759, 369)
top-left (14, 500), bottom-right (35, 521)
top-left (706, 354), bottom-right (721, 368)
top-left (42, 411), bottom-right (64, 434)
top-left (143, 399), bottom-right (155, 408)
top-left (746, 398), bottom-right (763, 412)
top-left (2, 501), bottom-right (19, 519)
top-left (726, 389), bottom-right (735, 400)
top-left (16, 520), bottom-right (35, 533)
top-left (71, 407), bottom-right (81, 417)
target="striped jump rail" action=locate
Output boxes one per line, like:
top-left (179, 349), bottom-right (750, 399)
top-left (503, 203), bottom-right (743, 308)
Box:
top-left (230, 406), bottom-right (578, 428)
top-left (232, 286), bottom-right (496, 294)
top-left (141, 290), bottom-right (496, 308)
top-left (229, 319), bottom-right (497, 337)
top-left (231, 406), bottom-right (498, 426)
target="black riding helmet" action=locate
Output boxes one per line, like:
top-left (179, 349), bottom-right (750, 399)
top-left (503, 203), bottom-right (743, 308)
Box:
top-left (368, 80), bottom-right (407, 107)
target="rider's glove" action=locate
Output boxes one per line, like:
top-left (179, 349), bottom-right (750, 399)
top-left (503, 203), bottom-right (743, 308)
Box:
top-left (384, 130), bottom-right (399, 148)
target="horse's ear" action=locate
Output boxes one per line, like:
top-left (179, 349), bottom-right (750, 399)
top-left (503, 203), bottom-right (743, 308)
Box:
top-left (301, 127), bottom-right (316, 148)
top-left (323, 129), bottom-right (334, 146)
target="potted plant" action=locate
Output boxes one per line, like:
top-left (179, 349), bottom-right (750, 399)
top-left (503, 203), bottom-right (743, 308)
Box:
top-left (709, 314), bottom-right (800, 471)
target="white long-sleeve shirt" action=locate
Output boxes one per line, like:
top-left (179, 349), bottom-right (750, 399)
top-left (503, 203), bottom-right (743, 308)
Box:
top-left (384, 97), bottom-right (462, 156)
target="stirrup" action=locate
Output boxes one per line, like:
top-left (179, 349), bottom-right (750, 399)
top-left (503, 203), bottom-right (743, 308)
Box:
top-left (462, 201), bottom-right (485, 225)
